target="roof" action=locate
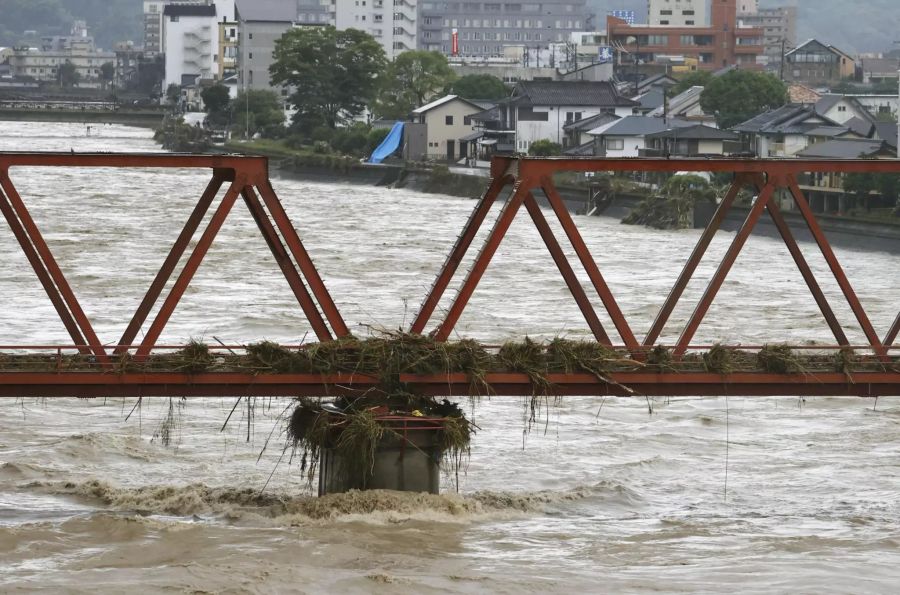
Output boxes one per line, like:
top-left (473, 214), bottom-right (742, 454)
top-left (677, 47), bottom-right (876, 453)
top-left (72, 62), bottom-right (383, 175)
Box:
top-left (815, 95), bottom-right (876, 124)
top-left (636, 73), bottom-right (677, 92)
top-left (648, 86), bottom-right (704, 118)
top-left (459, 130), bottom-right (484, 142)
top-left (732, 104), bottom-right (838, 134)
top-left (470, 105), bottom-right (499, 122)
top-left (874, 122), bottom-right (898, 148)
top-left (163, 4), bottom-right (217, 17)
top-left (563, 112), bottom-right (619, 132)
top-left (860, 57), bottom-right (900, 75)
top-left (795, 139), bottom-right (891, 159)
top-left (637, 89), bottom-right (665, 111)
top-left (644, 125), bottom-right (738, 141)
top-left (593, 116), bottom-right (692, 137)
top-left (511, 81), bottom-right (638, 108)
top-left (563, 140), bottom-right (597, 156)
top-left (805, 125), bottom-right (853, 138)
top-left (235, 0), bottom-right (297, 22)
top-left (788, 83), bottom-right (821, 104)
top-left (786, 39), bottom-right (846, 59)
top-left (411, 94), bottom-right (483, 114)
top-left (844, 116), bottom-right (874, 137)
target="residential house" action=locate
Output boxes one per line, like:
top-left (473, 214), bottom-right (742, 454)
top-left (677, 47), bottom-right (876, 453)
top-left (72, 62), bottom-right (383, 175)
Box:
top-left (589, 116), bottom-right (692, 157)
top-left (795, 139), bottom-right (896, 215)
top-left (734, 103), bottom-right (852, 157)
top-left (860, 58), bottom-right (900, 85)
top-left (787, 83), bottom-right (821, 104)
top-left (411, 95), bottom-right (485, 161)
top-left (647, 86), bottom-right (716, 126)
top-left (814, 94), bottom-right (876, 128)
top-left (563, 112), bottom-right (620, 151)
top-left (783, 39), bottom-right (855, 86)
top-left (849, 94), bottom-right (899, 121)
top-left (644, 125), bottom-right (741, 156)
top-left (497, 80), bottom-right (639, 153)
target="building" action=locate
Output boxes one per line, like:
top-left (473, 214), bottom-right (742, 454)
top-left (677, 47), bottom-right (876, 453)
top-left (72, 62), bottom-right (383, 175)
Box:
top-left (647, 0), bottom-right (708, 27)
top-left (235, 0), bottom-right (331, 92)
top-left (737, 4), bottom-right (796, 66)
top-left (8, 31), bottom-right (116, 87)
top-left (644, 124), bottom-right (740, 156)
top-left (732, 102), bottom-right (877, 158)
top-left (410, 95), bottom-right (485, 161)
top-left (783, 40), bottom-right (855, 87)
top-left (334, 0), bottom-right (416, 60)
top-left (144, 1), bottom-right (231, 56)
top-left (162, 3), bottom-right (220, 89)
top-left (218, 19), bottom-right (239, 80)
top-left (859, 57), bottom-right (900, 85)
top-left (608, 0), bottom-right (763, 71)
top-left (493, 80), bottom-right (638, 152)
top-left (646, 85), bottom-right (716, 125)
top-left (588, 115), bottom-right (692, 157)
top-left (417, 0), bottom-right (592, 59)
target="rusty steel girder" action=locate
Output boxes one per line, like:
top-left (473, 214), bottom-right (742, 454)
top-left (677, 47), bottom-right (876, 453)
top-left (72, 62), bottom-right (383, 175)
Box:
top-left (0, 153), bottom-right (898, 398)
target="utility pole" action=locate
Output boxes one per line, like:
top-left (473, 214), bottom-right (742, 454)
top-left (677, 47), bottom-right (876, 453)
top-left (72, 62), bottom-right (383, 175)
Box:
top-left (780, 38), bottom-right (786, 81)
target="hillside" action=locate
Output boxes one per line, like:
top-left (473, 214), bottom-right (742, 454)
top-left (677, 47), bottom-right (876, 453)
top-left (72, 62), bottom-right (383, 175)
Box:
top-left (0, 0), bottom-right (142, 50)
top-left (588, 0), bottom-right (898, 54)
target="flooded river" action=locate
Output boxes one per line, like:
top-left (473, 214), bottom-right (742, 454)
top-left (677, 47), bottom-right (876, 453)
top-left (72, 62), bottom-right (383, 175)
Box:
top-left (0, 122), bottom-right (899, 593)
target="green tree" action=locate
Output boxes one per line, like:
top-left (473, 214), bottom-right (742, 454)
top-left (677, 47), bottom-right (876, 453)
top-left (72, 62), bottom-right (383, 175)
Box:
top-left (57, 61), bottom-right (79, 87)
top-left (270, 26), bottom-right (386, 130)
top-left (669, 70), bottom-right (713, 96)
top-left (449, 74), bottom-right (508, 100)
top-left (165, 83), bottom-right (181, 107)
top-left (528, 139), bottom-right (562, 156)
top-left (201, 84), bottom-right (232, 127)
top-left (99, 61), bottom-right (114, 89)
top-left (234, 89), bottom-right (285, 138)
top-left (701, 70), bottom-right (788, 129)
top-left (376, 51), bottom-right (456, 118)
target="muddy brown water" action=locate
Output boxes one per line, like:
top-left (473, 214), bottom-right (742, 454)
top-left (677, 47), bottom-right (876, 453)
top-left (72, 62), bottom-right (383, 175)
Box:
top-left (1, 122), bottom-right (899, 593)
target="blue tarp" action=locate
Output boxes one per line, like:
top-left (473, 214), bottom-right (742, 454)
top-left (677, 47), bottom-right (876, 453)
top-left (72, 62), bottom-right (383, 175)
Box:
top-left (368, 121), bottom-right (404, 164)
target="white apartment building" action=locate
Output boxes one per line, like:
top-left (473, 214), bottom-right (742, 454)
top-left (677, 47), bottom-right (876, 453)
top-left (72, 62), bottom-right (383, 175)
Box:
top-left (334, 0), bottom-right (416, 60)
top-left (647, 0), bottom-right (708, 27)
top-left (163, 3), bottom-right (220, 88)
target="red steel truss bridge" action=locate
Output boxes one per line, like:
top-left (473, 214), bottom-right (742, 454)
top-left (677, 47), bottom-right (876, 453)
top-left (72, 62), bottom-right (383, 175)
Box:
top-left (0, 152), bottom-right (897, 399)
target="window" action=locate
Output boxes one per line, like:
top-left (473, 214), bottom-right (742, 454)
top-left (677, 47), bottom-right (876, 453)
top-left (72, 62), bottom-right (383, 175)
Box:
top-left (518, 107), bottom-right (548, 121)
top-left (248, 33), bottom-right (253, 39)
top-left (606, 138), bottom-right (624, 150)
top-left (445, 115), bottom-right (454, 125)
top-left (248, 52), bottom-right (253, 59)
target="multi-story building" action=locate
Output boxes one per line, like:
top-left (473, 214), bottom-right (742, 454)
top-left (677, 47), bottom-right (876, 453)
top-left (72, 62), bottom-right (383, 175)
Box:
top-left (234, 0), bottom-right (331, 92)
top-left (417, 0), bottom-right (592, 59)
top-left (608, 0), bottom-right (763, 71)
top-left (162, 4), bottom-right (219, 88)
top-left (334, 0), bottom-right (416, 60)
top-left (737, 4), bottom-right (796, 66)
top-left (218, 20), bottom-right (239, 80)
top-left (647, 0), bottom-right (707, 27)
top-left (8, 29), bottom-right (116, 86)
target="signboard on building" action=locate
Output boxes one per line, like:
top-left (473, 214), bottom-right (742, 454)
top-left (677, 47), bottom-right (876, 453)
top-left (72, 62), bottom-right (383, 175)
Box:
top-left (451, 28), bottom-right (459, 56)
top-left (610, 10), bottom-right (636, 25)
top-left (598, 46), bottom-right (614, 63)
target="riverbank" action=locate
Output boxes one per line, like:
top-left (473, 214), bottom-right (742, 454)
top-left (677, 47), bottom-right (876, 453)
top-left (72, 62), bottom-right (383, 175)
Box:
top-left (0, 108), bottom-right (165, 128)
top-left (227, 139), bottom-right (900, 253)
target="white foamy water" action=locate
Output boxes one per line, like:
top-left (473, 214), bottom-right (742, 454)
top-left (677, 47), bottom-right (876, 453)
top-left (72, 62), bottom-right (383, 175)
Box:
top-left (0, 121), bottom-right (899, 593)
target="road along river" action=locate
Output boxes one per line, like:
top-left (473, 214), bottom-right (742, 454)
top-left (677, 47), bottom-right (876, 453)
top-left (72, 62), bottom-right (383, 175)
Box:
top-left (0, 122), bottom-right (899, 593)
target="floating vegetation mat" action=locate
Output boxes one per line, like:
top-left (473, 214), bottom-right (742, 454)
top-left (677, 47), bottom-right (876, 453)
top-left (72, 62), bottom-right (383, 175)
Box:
top-left (0, 336), bottom-right (895, 377)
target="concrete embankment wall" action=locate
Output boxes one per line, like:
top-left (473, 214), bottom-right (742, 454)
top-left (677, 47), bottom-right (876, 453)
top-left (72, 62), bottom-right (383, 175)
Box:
top-left (0, 109), bottom-right (165, 128)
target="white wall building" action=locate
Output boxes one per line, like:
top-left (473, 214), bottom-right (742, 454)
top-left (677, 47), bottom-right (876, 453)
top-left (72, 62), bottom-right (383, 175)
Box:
top-left (411, 95), bottom-right (484, 161)
top-left (163, 3), bottom-right (219, 88)
top-left (334, 0), bottom-right (416, 60)
top-left (647, 0), bottom-right (708, 27)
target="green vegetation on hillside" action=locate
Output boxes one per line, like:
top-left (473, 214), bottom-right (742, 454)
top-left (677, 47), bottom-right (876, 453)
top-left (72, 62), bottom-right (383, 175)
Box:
top-left (0, 0), bottom-right (142, 50)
